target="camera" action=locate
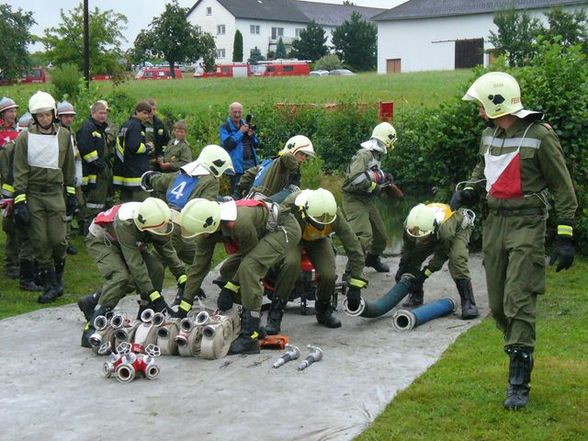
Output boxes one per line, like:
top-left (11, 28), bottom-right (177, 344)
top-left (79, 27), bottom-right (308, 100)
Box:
top-left (245, 113), bottom-right (257, 131)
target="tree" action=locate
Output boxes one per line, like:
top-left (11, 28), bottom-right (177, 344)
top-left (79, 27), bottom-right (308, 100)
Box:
top-left (0, 4), bottom-right (36, 80)
top-left (331, 12), bottom-right (377, 71)
top-left (42, 4), bottom-right (127, 75)
top-left (488, 8), bottom-right (541, 67)
top-left (314, 54), bottom-right (343, 71)
top-left (248, 46), bottom-right (265, 64)
top-left (275, 37), bottom-right (287, 59)
top-left (233, 30), bottom-right (243, 62)
top-left (133, 0), bottom-right (216, 78)
top-left (290, 21), bottom-right (328, 61)
top-left (542, 7), bottom-right (588, 54)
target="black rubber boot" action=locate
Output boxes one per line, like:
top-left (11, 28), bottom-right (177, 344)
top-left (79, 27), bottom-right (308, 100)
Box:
top-left (229, 309), bottom-right (261, 355)
top-left (81, 305), bottom-right (111, 348)
top-left (266, 296), bottom-right (287, 335)
top-left (77, 288), bottom-right (102, 322)
top-left (315, 300), bottom-right (341, 328)
top-left (54, 258), bottom-right (66, 298)
top-left (66, 243), bottom-right (78, 255)
top-left (37, 267), bottom-right (62, 304)
top-left (19, 260), bottom-right (44, 292)
top-left (504, 346), bottom-right (534, 410)
top-left (402, 288), bottom-right (424, 307)
top-left (365, 253), bottom-right (390, 273)
top-left (5, 264), bottom-right (19, 279)
top-left (455, 278), bottom-right (479, 319)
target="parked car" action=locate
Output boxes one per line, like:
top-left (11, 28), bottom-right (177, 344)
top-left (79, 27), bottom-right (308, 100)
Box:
top-left (309, 70), bottom-right (329, 77)
top-left (329, 69), bottom-right (354, 76)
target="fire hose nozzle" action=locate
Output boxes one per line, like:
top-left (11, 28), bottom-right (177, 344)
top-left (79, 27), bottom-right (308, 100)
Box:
top-left (110, 314), bottom-right (126, 329)
top-left (93, 315), bottom-right (109, 331)
top-left (179, 317), bottom-right (194, 333)
top-left (272, 344), bottom-right (301, 368)
top-left (151, 312), bottom-right (165, 327)
top-left (140, 308), bottom-right (155, 323)
top-left (143, 362), bottom-right (160, 380)
top-left (115, 363), bottom-right (135, 383)
top-left (298, 345), bottom-right (323, 371)
top-left (195, 310), bottom-right (210, 326)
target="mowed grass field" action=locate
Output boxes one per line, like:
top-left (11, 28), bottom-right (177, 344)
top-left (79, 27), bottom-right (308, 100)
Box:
top-left (1, 70), bottom-right (587, 440)
top-left (2, 69), bottom-right (474, 117)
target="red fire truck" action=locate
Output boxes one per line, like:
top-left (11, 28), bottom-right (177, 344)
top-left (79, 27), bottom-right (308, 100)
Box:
top-left (135, 66), bottom-right (183, 80)
top-left (251, 60), bottom-right (311, 77)
top-left (21, 67), bottom-right (47, 84)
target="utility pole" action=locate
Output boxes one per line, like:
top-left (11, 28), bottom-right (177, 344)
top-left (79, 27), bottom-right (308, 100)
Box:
top-left (83, 0), bottom-right (90, 87)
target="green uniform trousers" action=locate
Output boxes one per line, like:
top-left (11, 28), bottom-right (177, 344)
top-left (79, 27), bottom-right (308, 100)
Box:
top-left (274, 239), bottom-right (337, 303)
top-left (28, 188), bottom-right (67, 268)
top-left (2, 212), bottom-right (18, 271)
top-left (84, 174), bottom-right (112, 224)
top-left (224, 215), bottom-right (301, 312)
top-left (119, 188), bottom-right (149, 203)
top-left (85, 234), bottom-right (165, 309)
top-left (342, 193), bottom-right (388, 256)
top-left (483, 211), bottom-right (545, 349)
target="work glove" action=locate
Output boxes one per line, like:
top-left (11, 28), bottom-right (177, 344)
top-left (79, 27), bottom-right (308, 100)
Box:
top-left (65, 187), bottom-right (78, 217)
top-left (450, 187), bottom-right (477, 211)
top-left (412, 267), bottom-right (432, 292)
top-left (14, 194), bottom-right (30, 228)
top-left (346, 277), bottom-right (368, 312)
top-left (218, 281), bottom-right (239, 311)
top-left (383, 172), bottom-right (394, 185)
top-left (140, 171), bottom-right (161, 192)
top-left (549, 225), bottom-right (575, 272)
top-left (173, 274), bottom-right (188, 306)
top-left (147, 290), bottom-right (170, 315)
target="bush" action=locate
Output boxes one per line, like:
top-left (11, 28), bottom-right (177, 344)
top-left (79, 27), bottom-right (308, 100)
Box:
top-left (50, 63), bottom-right (83, 101)
top-left (313, 54), bottom-right (342, 71)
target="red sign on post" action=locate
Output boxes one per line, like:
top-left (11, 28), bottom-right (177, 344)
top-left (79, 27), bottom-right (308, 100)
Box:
top-left (379, 101), bottom-right (394, 121)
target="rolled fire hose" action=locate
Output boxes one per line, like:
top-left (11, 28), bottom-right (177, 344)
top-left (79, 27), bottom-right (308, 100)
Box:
top-left (114, 321), bottom-right (141, 347)
top-left (157, 321), bottom-right (180, 356)
top-left (134, 322), bottom-right (159, 347)
top-left (344, 276), bottom-right (411, 318)
top-left (200, 316), bottom-right (234, 360)
top-left (392, 298), bottom-right (455, 331)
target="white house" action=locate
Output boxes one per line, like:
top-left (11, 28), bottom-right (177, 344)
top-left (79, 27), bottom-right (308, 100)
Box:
top-left (373, 0), bottom-right (588, 73)
top-left (187, 0), bottom-right (384, 62)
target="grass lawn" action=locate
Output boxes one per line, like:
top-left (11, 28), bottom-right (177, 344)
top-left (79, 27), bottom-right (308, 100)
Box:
top-left (357, 258), bottom-right (588, 441)
top-left (0, 69), bottom-right (474, 117)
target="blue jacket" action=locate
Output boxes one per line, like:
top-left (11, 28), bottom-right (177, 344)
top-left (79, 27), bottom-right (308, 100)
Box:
top-left (219, 117), bottom-right (259, 173)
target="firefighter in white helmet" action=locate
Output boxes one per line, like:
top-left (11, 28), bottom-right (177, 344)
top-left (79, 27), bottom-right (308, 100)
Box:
top-left (342, 122), bottom-right (398, 274)
top-left (455, 71), bottom-right (577, 410)
top-left (235, 134), bottom-right (315, 201)
top-left (267, 188), bottom-right (366, 333)
top-left (80, 197), bottom-right (186, 348)
top-left (13, 91), bottom-right (77, 303)
top-left (397, 202), bottom-right (479, 319)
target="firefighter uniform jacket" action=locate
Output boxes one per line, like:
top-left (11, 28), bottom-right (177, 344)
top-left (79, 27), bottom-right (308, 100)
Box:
top-left (13, 123), bottom-right (76, 194)
top-left (76, 116), bottom-right (109, 188)
top-left (237, 152), bottom-right (300, 198)
top-left (113, 117), bottom-right (149, 190)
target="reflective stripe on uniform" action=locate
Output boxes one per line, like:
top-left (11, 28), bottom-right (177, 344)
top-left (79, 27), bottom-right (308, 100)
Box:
top-left (482, 136), bottom-right (541, 149)
top-left (83, 150), bottom-right (98, 162)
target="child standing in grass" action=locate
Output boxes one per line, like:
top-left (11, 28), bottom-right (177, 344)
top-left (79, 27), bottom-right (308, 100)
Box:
top-left (157, 120), bottom-right (193, 172)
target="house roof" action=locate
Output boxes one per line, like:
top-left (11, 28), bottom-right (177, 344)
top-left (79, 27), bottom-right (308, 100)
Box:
top-left (188, 0), bottom-right (385, 25)
top-left (296, 1), bottom-right (385, 27)
top-left (373, 0), bottom-right (588, 21)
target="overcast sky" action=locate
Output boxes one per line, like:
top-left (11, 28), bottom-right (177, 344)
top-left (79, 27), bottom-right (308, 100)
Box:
top-left (8, 0), bottom-right (407, 51)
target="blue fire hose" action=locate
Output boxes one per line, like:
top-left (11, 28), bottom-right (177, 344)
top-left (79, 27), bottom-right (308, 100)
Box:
top-left (392, 298), bottom-right (455, 331)
top-left (344, 277), bottom-right (411, 318)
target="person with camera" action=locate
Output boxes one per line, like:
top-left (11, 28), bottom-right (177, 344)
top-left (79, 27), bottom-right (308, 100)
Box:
top-left (219, 102), bottom-right (259, 194)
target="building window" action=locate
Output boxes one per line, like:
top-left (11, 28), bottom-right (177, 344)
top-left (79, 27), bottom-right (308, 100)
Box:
top-left (295, 28), bottom-right (304, 38)
top-left (206, 7), bottom-right (212, 15)
top-left (271, 27), bottom-right (284, 40)
top-left (217, 24), bottom-right (226, 35)
top-left (216, 48), bottom-right (226, 59)
top-left (250, 25), bottom-right (260, 34)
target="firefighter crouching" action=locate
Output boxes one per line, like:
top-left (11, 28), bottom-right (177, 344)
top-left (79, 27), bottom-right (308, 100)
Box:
top-left (80, 197), bottom-right (187, 348)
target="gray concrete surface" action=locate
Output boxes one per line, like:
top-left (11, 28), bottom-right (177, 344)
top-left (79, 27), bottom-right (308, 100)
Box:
top-left (0, 254), bottom-right (488, 441)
